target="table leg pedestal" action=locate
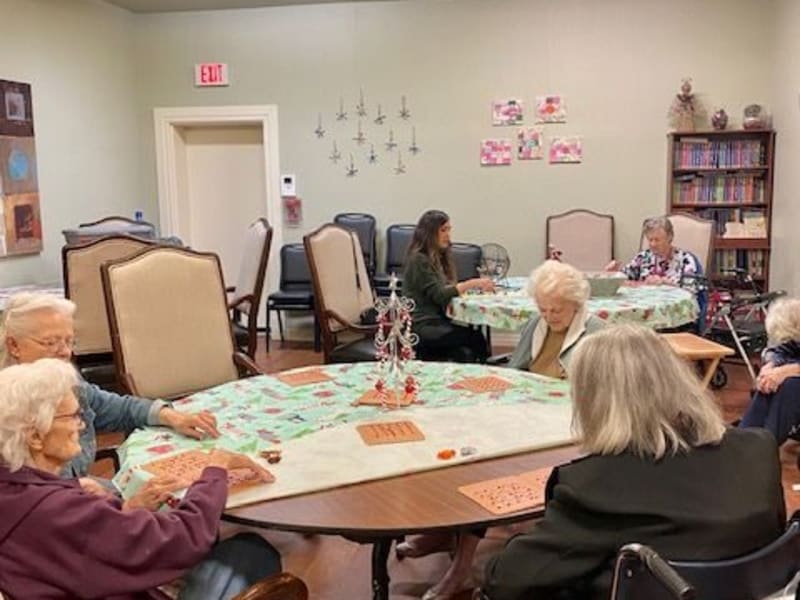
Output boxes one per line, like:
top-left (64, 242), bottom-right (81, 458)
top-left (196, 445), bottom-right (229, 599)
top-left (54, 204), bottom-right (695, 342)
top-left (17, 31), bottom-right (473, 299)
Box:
top-left (371, 539), bottom-right (392, 600)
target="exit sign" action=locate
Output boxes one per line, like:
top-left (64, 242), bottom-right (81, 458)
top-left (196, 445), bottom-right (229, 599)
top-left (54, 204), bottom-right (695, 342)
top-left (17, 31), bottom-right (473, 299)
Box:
top-left (194, 63), bottom-right (229, 87)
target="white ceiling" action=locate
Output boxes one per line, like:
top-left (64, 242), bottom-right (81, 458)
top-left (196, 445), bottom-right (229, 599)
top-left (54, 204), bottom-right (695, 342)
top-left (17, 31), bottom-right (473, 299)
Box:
top-left (104, 0), bottom-right (391, 12)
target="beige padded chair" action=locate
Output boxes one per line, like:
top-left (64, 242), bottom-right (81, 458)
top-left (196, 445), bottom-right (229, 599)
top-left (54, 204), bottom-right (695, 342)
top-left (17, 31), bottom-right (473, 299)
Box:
top-left (546, 209), bottom-right (615, 270)
top-left (101, 246), bottom-right (260, 399)
top-left (79, 215), bottom-right (157, 232)
top-left (304, 224), bottom-right (377, 364)
top-left (640, 213), bottom-right (714, 274)
top-left (228, 218), bottom-right (273, 358)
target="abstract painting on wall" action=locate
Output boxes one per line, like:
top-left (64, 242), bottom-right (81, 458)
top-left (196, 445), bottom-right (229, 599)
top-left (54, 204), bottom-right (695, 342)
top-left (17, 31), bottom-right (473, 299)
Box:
top-left (480, 139), bottom-right (512, 166)
top-left (517, 128), bottom-right (544, 160)
top-left (535, 95), bottom-right (566, 123)
top-left (492, 99), bottom-right (523, 126)
top-left (0, 79), bottom-right (41, 257)
top-left (549, 136), bottom-right (583, 164)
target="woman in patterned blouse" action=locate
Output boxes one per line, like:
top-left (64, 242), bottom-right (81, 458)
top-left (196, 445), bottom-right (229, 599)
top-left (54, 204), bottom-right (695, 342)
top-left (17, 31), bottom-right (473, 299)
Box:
top-left (605, 216), bottom-right (700, 285)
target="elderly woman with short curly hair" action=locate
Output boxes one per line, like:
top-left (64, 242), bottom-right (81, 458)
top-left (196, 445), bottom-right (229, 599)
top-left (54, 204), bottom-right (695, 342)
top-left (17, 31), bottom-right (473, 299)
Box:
top-left (508, 260), bottom-right (606, 378)
top-left (0, 359), bottom-right (283, 599)
top-left (740, 297), bottom-right (800, 444)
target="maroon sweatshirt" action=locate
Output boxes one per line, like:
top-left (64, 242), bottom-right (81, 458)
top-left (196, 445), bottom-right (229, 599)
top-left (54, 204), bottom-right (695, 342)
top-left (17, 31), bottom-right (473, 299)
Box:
top-left (0, 465), bottom-right (227, 599)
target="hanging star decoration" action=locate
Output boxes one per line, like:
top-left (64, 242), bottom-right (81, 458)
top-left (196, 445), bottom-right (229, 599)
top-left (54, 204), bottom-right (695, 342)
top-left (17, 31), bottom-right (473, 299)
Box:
top-left (352, 119), bottom-right (366, 145)
top-left (329, 141), bottom-right (342, 163)
top-left (394, 151), bottom-right (406, 175)
top-left (408, 126), bottom-right (420, 155)
top-left (374, 103), bottom-right (387, 125)
top-left (399, 95), bottom-right (411, 120)
top-left (385, 128), bottom-right (398, 151)
top-left (356, 88), bottom-right (367, 117)
top-left (346, 154), bottom-right (358, 177)
top-left (336, 97), bottom-right (347, 121)
top-left (368, 144), bottom-right (378, 164)
top-left (314, 113), bottom-right (325, 138)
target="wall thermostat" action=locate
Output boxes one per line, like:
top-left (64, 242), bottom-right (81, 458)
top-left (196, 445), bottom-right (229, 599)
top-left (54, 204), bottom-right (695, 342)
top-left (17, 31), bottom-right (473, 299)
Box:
top-left (281, 174), bottom-right (296, 197)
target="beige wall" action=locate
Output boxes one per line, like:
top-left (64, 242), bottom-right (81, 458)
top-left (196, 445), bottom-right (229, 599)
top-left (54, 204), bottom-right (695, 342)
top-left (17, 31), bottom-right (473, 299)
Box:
top-left (133, 0), bottom-right (777, 277)
top-left (771, 0), bottom-right (800, 296)
top-left (0, 0), bottom-right (140, 285)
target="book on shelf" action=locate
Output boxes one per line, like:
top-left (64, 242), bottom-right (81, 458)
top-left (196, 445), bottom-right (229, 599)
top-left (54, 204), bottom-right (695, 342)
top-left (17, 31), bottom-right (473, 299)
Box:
top-left (673, 139), bottom-right (765, 169)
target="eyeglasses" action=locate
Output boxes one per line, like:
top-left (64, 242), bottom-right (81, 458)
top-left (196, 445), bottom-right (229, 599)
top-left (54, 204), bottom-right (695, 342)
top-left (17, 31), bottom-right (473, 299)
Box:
top-left (29, 337), bottom-right (75, 352)
top-left (53, 410), bottom-right (84, 424)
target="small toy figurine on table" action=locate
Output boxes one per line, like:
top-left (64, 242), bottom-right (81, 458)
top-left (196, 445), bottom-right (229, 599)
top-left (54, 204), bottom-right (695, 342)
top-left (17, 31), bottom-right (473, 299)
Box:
top-left (373, 274), bottom-right (419, 408)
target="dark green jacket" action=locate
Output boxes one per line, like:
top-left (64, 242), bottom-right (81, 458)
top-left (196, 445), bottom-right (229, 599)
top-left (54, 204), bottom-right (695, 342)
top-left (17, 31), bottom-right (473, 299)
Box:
top-left (482, 427), bottom-right (785, 600)
top-left (403, 252), bottom-right (459, 325)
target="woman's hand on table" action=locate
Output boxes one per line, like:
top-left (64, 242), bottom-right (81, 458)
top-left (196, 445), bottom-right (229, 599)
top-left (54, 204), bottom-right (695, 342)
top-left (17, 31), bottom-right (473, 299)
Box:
top-left (604, 260), bottom-right (621, 271)
top-left (123, 476), bottom-right (187, 512)
top-left (79, 477), bottom-right (115, 499)
top-left (207, 448), bottom-right (272, 481)
top-left (160, 408), bottom-right (220, 440)
top-left (457, 278), bottom-right (495, 295)
top-left (644, 275), bottom-right (669, 285)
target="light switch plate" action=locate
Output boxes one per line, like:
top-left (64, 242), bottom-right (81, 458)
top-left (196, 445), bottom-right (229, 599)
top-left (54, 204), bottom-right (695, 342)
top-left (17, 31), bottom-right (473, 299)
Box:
top-left (281, 174), bottom-right (296, 197)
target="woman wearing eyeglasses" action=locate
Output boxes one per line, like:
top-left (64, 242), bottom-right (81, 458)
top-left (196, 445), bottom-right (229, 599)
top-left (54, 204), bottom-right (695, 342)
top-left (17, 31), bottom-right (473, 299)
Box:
top-left (0, 359), bottom-right (286, 599)
top-left (0, 293), bottom-right (220, 495)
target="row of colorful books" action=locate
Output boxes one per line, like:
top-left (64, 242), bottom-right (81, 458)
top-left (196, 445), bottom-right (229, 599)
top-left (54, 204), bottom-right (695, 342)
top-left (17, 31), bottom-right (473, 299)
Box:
top-left (674, 139), bottom-right (765, 169)
top-left (694, 208), bottom-right (767, 238)
top-left (711, 249), bottom-right (767, 278)
top-left (671, 174), bottom-right (765, 204)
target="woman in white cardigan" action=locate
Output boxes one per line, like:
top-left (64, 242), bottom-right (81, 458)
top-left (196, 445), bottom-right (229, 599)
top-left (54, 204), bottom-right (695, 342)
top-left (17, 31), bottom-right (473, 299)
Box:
top-left (508, 260), bottom-right (606, 377)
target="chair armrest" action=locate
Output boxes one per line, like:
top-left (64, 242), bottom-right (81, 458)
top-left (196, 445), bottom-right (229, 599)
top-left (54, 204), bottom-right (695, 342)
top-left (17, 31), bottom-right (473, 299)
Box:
top-left (232, 572), bottom-right (309, 600)
top-left (228, 293), bottom-right (254, 312)
top-left (95, 446), bottom-right (120, 472)
top-left (226, 285), bottom-right (236, 293)
top-left (326, 309), bottom-right (379, 335)
top-left (234, 351), bottom-right (263, 377)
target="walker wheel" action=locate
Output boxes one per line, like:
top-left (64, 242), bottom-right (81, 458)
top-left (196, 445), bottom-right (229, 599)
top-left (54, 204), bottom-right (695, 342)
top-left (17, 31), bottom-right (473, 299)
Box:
top-left (710, 366), bottom-right (728, 390)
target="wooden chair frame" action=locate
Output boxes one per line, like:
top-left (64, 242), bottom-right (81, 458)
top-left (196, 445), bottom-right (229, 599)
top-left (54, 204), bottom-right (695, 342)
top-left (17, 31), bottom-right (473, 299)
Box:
top-left (79, 215), bottom-right (156, 231)
top-left (101, 246), bottom-right (260, 399)
top-left (545, 208), bottom-right (615, 269)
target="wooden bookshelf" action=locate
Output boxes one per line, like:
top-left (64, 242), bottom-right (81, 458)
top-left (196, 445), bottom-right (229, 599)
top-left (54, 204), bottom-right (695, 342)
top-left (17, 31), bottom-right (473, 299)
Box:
top-left (667, 129), bottom-right (776, 289)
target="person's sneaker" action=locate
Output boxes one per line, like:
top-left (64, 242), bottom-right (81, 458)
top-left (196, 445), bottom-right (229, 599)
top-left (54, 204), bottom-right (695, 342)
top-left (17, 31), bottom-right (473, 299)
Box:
top-left (395, 533), bottom-right (455, 560)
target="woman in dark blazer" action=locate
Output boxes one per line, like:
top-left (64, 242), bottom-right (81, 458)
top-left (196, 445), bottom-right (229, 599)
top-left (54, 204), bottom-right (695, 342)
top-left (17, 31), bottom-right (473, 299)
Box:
top-left (403, 209), bottom-right (494, 363)
top-left (479, 324), bottom-right (786, 600)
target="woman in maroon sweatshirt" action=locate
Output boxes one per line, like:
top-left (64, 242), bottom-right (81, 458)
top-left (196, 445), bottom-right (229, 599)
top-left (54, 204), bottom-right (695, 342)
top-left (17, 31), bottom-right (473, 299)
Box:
top-left (0, 358), bottom-right (281, 599)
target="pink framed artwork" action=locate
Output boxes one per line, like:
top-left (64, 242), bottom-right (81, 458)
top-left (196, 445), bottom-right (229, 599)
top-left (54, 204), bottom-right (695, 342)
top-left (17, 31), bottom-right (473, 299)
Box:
top-left (517, 128), bottom-right (544, 160)
top-left (492, 99), bottom-right (523, 126)
top-left (535, 95), bottom-right (566, 123)
top-left (480, 139), bottom-right (512, 166)
top-left (549, 137), bottom-right (583, 164)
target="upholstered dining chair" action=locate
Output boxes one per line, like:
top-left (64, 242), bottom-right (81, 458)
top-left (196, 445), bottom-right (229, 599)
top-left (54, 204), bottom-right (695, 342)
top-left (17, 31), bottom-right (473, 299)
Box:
top-left (640, 213), bottom-right (714, 275)
top-left (546, 209), bottom-right (615, 270)
top-left (62, 234), bottom-right (156, 389)
top-left (304, 224), bottom-right (378, 364)
top-left (228, 218), bottom-right (273, 358)
top-left (79, 215), bottom-right (157, 232)
top-left (101, 246), bottom-right (261, 400)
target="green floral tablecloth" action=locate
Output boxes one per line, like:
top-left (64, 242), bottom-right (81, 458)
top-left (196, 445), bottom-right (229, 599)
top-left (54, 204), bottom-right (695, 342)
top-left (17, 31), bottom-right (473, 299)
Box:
top-left (113, 361), bottom-right (572, 505)
top-left (448, 277), bottom-right (698, 331)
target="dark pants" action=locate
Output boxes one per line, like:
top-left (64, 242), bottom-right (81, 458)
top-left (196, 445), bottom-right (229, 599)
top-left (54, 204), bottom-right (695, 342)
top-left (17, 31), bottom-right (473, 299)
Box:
top-left (740, 377), bottom-right (800, 445)
top-left (179, 532), bottom-right (282, 600)
top-left (415, 319), bottom-right (489, 363)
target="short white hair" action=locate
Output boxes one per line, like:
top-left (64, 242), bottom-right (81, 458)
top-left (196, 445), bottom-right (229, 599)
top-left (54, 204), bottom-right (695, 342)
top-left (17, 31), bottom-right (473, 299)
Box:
top-left (0, 358), bottom-right (79, 472)
top-left (0, 293), bottom-right (76, 366)
top-left (643, 216), bottom-right (674, 240)
top-left (765, 298), bottom-right (800, 345)
top-left (527, 260), bottom-right (590, 307)
top-left (569, 324), bottom-right (725, 459)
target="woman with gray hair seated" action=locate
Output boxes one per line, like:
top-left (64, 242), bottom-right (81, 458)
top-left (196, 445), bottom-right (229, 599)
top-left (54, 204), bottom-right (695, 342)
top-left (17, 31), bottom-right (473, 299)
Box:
top-left (740, 297), bottom-right (800, 445)
top-left (0, 292), bottom-right (220, 495)
top-left (605, 216), bottom-right (700, 285)
top-left (508, 260), bottom-right (605, 378)
top-left (0, 358), bottom-right (284, 599)
top-left (478, 324), bottom-right (785, 600)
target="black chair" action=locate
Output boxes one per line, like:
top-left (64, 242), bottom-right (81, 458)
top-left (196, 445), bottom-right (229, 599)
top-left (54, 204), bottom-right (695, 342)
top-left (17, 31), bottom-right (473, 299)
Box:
top-left (611, 512), bottom-right (800, 600)
top-left (450, 242), bottom-right (482, 282)
top-left (265, 244), bottom-right (320, 353)
top-left (374, 223), bottom-right (416, 296)
top-left (333, 213), bottom-right (377, 279)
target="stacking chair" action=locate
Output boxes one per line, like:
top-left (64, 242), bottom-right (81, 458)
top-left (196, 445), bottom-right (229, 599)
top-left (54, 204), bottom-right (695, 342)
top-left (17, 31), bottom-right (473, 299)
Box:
top-left (79, 215), bottom-right (157, 232)
top-left (333, 212), bottom-right (378, 279)
top-left (546, 209), bottom-right (615, 270)
top-left (611, 511), bottom-right (800, 600)
top-left (304, 224), bottom-right (378, 363)
top-left (640, 213), bottom-right (714, 275)
top-left (451, 242), bottom-right (483, 281)
top-left (101, 246), bottom-right (261, 400)
top-left (265, 243), bottom-right (319, 352)
top-left (228, 218), bottom-right (273, 358)
top-left (62, 234), bottom-right (156, 389)
top-left (374, 223), bottom-right (416, 296)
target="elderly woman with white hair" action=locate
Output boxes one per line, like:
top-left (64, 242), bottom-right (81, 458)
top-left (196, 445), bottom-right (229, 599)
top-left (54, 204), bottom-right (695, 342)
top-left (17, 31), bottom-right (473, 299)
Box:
top-left (0, 292), bottom-right (219, 492)
top-left (0, 359), bottom-right (284, 599)
top-left (605, 216), bottom-right (701, 285)
top-left (740, 297), bottom-right (800, 444)
top-left (508, 260), bottom-right (606, 378)
top-left (478, 324), bottom-right (785, 600)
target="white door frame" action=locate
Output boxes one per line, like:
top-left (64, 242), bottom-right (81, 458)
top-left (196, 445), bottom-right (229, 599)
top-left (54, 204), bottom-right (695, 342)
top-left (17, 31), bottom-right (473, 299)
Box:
top-left (153, 105), bottom-right (283, 323)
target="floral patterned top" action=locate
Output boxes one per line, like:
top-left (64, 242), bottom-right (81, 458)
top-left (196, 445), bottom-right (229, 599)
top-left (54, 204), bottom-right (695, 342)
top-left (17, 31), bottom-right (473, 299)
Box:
top-left (622, 248), bottom-right (700, 286)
